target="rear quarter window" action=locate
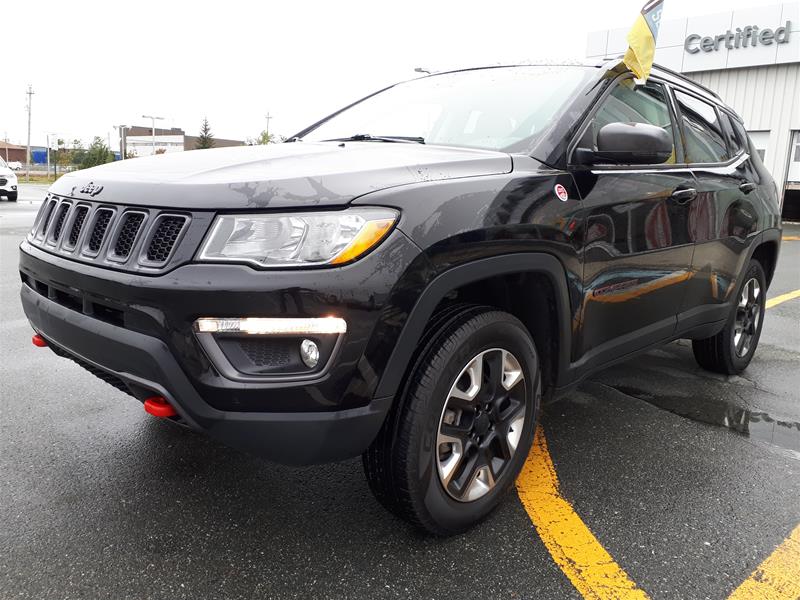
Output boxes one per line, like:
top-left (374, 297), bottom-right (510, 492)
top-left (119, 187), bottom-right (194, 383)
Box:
top-left (719, 111), bottom-right (745, 156)
top-left (674, 90), bottom-right (730, 164)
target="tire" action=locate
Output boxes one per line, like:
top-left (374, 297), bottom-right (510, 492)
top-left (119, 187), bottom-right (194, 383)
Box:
top-left (363, 307), bottom-right (541, 535)
top-left (7, 192), bottom-right (17, 202)
top-left (692, 259), bottom-right (766, 375)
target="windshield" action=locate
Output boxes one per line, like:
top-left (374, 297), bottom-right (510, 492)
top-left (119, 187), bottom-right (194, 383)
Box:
top-left (0, 157), bottom-right (7, 168)
top-left (299, 66), bottom-right (597, 153)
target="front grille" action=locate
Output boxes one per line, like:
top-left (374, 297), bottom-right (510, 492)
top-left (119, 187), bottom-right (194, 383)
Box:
top-left (146, 216), bottom-right (186, 263)
top-left (112, 212), bottom-right (145, 258)
top-left (26, 195), bottom-right (201, 274)
top-left (0, 178), bottom-right (7, 186)
top-left (88, 209), bottom-right (113, 253)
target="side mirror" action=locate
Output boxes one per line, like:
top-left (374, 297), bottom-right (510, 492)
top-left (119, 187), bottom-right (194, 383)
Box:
top-left (576, 122), bottom-right (673, 166)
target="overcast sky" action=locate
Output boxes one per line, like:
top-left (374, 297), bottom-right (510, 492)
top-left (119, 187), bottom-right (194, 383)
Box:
top-left (1, 0), bottom-right (788, 148)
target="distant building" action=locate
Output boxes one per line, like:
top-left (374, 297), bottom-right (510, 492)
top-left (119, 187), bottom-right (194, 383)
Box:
top-left (123, 126), bottom-right (245, 157)
top-left (0, 141), bottom-right (27, 164)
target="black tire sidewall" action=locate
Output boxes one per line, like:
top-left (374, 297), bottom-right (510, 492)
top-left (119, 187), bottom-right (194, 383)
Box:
top-left (405, 313), bottom-right (540, 534)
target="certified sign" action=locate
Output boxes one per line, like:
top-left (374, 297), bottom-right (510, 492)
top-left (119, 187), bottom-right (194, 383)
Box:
top-left (554, 184), bottom-right (569, 202)
top-left (685, 21), bottom-right (792, 54)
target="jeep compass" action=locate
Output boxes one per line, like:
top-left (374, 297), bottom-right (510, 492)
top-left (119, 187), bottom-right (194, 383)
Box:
top-left (19, 63), bottom-right (782, 534)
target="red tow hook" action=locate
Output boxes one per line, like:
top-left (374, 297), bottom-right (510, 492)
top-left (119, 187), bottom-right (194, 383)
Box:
top-left (32, 334), bottom-right (48, 347)
top-left (143, 396), bottom-right (178, 418)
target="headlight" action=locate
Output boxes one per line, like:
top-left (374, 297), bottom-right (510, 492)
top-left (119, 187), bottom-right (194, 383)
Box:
top-left (198, 207), bottom-right (398, 268)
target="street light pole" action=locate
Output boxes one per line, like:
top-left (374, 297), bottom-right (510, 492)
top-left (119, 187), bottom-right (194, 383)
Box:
top-left (115, 125), bottom-right (128, 160)
top-left (142, 114), bottom-right (164, 155)
top-left (25, 84), bottom-right (34, 182)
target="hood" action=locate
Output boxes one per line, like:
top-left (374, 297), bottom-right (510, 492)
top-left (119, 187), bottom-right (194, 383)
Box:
top-left (0, 166), bottom-right (14, 177)
top-left (48, 142), bottom-right (513, 210)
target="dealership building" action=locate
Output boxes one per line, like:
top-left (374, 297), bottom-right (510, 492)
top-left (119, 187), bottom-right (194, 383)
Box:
top-left (123, 126), bottom-right (245, 157)
top-left (587, 2), bottom-right (800, 217)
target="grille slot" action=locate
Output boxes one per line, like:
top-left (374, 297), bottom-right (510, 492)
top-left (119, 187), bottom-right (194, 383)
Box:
top-left (37, 199), bottom-right (58, 238)
top-left (49, 202), bottom-right (71, 244)
top-left (87, 209), bottom-right (113, 253)
top-left (112, 212), bottom-right (145, 259)
top-left (31, 200), bottom-right (51, 234)
top-left (145, 216), bottom-right (186, 263)
top-left (66, 206), bottom-right (89, 249)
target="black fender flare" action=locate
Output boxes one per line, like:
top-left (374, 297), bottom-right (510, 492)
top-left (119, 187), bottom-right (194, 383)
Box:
top-left (373, 252), bottom-right (573, 399)
top-left (752, 227), bottom-right (782, 288)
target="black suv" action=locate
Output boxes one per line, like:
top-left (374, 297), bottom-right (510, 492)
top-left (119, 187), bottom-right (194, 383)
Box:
top-left (19, 63), bottom-right (782, 534)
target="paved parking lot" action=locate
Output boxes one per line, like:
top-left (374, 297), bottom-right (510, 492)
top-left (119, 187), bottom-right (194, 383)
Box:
top-left (1, 185), bottom-right (798, 599)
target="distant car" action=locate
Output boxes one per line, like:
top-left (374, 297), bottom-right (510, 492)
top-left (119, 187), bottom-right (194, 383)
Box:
top-left (0, 157), bottom-right (18, 201)
top-left (8, 161), bottom-right (22, 171)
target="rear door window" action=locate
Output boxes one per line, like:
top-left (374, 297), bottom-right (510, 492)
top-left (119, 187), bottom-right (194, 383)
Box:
top-left (673, 90), bottom-right (730, 164)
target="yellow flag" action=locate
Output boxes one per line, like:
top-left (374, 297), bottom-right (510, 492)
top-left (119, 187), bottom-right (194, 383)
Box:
top-left (623, 0), bottom-right (665, 81)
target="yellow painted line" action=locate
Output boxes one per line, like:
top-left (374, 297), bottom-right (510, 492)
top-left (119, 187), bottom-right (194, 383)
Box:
top-left (727, 524), bottom-right (800, 600)
top-left (766, 289), bottom-right (800, 309)
top-left (781, 236), bottom-right (800, 241)
top-left (516, 427), bottom-right (650, 600)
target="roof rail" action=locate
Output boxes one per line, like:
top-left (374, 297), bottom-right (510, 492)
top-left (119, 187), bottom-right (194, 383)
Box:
top-left (651, 63), bottom-right (722, 100)
top-left (604, 55), bottom-right (722, 100)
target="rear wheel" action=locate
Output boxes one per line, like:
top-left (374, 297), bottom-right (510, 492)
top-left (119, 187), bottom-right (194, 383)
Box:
top-left (363, 307), bottom-right (541, 535)
top-left (692, 259), bottom-right (766, 375)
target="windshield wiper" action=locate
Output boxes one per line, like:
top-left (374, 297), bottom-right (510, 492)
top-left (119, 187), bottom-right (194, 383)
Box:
top-left (323, 134), bottom-right (425, 144)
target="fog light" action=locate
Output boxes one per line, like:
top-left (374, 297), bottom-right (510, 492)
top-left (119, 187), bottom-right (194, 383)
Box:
top-left (300, 339), bottom-right (320, 368)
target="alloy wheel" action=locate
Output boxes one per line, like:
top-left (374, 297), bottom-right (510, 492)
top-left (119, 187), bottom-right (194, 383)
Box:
top-left (436, 348), bottom-right (527, 502)
top-left (733, 277), bottom-right (762, 358)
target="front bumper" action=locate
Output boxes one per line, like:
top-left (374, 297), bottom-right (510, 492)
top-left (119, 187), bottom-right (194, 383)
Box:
top-left (19, 231), bottom-right (419, 463)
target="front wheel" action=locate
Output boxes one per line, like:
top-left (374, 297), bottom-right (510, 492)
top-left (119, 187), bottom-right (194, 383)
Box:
top-left (6, 192), bottom-right (17, 202)
top-left (692, 259), bottom-right (766, 375)
top-left (363, 307), bottom-right (541, 535)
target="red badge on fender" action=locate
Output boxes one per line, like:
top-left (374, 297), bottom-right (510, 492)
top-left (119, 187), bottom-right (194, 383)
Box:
top-left (554, 184), bottom-right (569, 202)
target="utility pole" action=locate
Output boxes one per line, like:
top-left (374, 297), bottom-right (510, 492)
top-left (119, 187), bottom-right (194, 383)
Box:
top-left (25, 85), bottom-right (34, 182)
top-left (142, 114), bottom-right (164, 155)
top-left (265, 112), bottom-right (272, 139)
top-left (3, 131), bottom-right (8, 163)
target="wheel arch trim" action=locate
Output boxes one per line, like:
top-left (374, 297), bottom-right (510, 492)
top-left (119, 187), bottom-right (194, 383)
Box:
top-left (373, 253), bottom-right (573, 399)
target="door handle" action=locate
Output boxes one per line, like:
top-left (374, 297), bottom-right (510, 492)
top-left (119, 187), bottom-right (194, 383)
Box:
top-left (739, 181), bottom-right (757, 194)
top-left (671, 188), bottom-right (697, 204)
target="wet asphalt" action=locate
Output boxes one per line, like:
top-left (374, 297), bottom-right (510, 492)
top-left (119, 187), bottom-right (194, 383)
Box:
top-left (1, 185), bottom-right (798, 600)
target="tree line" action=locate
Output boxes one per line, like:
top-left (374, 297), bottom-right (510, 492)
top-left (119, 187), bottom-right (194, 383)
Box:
top-left (58, 118), bottom-right (280, 170)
